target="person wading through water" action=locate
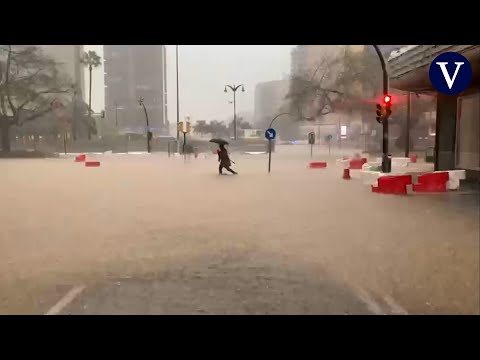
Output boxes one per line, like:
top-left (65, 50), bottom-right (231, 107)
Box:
top-left (217, 144), bottom-right (237, 175)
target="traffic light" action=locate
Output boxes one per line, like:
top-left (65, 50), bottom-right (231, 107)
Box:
top-left (178, 121), bottom-right (192, 133)
top-left (375, 95), bottom-right (393, 123)
top-left (376, 103), bottom-right (383, 123)
top-left (384, 94), bottom-right (392, 118)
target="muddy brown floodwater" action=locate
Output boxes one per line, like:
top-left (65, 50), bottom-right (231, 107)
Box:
top-left (0, 146), bottom-right (479, 314)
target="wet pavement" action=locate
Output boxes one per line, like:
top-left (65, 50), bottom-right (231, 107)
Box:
top-left (1, 146), bottom-right (479, 314)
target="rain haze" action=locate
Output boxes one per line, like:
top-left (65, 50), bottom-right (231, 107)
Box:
top-left (0, 44), bottom-right (479, 315)
top-left (85, 45), bottom-right (295, 121)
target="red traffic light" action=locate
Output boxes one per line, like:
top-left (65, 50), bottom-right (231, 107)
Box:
top-left (383, 95), bottom-right (392, 104)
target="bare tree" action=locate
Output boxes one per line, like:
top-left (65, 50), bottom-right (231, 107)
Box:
top-left (0, 45), bottom-right (71, 152)
top-left (287, 57), bottom-right (343, 122)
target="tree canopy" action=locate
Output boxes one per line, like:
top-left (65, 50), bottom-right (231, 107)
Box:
top-left (0, 45), bottom-right (72, 151)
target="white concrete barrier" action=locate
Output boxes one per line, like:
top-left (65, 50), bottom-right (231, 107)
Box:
top-left (360, 170), bottom-right (387, 186)
top-left (336, 159), bottom-right (350, 169)
top-left (434, 170), bottom-right (466, 190)
top-left (362, 162), bottom-right (381, 171)
top-left (376, 157), bottom-right (411, 167)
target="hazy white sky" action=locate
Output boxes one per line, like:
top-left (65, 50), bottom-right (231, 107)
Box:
top-left (84, 45), bottom-right (295, 122)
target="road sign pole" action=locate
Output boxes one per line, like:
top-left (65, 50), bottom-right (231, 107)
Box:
top-left (265, 127), bottom-right (276, 173)
top-left (183, 132), bottom-right (186, 154)
top-left (268, 140), bottom-right (272, 173)
top-left (310, 143), bottom-right (313, 158)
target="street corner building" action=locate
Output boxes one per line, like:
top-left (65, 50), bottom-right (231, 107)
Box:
top-left (388, 45), bottom-right (480, 182)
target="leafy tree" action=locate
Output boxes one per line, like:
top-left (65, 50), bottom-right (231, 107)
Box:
top-left (194, 120), bottom-right (208, 137)
top-left (207, 120), bottom-right (229, 138)
top-left (228, 117), bottom-right (252, 132)
top-left (0, 45), bottom-right (71, 152)
top-left (287, 56), bottom-right (344, 121)
top-left (81, 50), bottom-right (101, 140)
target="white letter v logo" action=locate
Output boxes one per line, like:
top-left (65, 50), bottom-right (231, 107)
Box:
top-left (436, 62), bottom-right (464, 89)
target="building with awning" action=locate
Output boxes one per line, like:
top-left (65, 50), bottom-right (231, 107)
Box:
top-left (388, 45), bottom-right (479, 181)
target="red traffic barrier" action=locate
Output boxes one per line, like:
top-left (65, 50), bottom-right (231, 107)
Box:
top-left (372, 175), bottom-right (412, 195)
top-left (309, 161), bottom-right (327, 169)
top-left (413, 172), bottom-right (448, 192)
top-left (75, 154), bottom-right (86, 162)
top-left (343, 168), bottom-right (351, 180)
top-left (349, 158), bottom-right (367, 169)
top-left (85, 161), bottom-right (101, 167)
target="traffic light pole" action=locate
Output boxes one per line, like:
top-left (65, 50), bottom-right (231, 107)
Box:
top-left (176, 45), bottom-right (180, 154)
top-left (138, 97), bottom-right (151, 153)
top-left (373, 45), bottom-right (391, 173)
top-left (405, 92), bottom-right (411, 158)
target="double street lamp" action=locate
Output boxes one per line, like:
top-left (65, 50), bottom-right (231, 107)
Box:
top-left (138, 97), bottom-right (152, 153)
top-left (224, 84), bottom-right (245, 140)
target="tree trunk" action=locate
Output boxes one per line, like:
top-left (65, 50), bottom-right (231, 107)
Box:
top-left (0, 118), bottom-right (11, 153)
top-left (88, 65), bottom-right (93, 141)
top-left (72, 91), bottom-right (77, 140)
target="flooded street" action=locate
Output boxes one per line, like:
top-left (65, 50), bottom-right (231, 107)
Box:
top-left (1, 146), bottom-right (478, 314)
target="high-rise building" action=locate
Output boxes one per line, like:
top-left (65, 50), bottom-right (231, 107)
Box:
top-left (103, 45), bottom-right (168, 135)
top-left (253, 80), bottom-right (290, 128)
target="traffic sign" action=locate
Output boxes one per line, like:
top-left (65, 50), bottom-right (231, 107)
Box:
top-left (178, 121), bottom-right (192, 134)
top-left (308, 132), bottom-right (315, 145)
top-left (265, 128), bottom-right (276, 140)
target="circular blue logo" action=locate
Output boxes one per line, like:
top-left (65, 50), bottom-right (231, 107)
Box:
top-left (429, 52), bottom-right (472, 95)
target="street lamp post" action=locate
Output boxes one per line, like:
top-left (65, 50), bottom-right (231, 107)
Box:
top-left (114, 101), bottom-right (118, 127)
top-left (224, 84), bottom-right (245, 140)
top-left (138, 97), bottom-right (151, 153)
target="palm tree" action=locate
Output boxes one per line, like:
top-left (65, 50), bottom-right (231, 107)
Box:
top-left (81, 50), bottom-right (101, 140)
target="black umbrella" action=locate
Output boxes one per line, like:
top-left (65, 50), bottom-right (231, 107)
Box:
top-left (209, 138), bottom-right (229, 145)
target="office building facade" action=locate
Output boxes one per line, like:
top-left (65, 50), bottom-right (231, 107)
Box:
top-left (104, 45), bottom-right (168, 135)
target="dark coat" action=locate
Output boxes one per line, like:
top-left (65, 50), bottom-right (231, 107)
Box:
top-left (217, 148), bottom-right (231, 167)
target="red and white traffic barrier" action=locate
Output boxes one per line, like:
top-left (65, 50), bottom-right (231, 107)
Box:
top-left (309, 161), bottom-right (327, 169)
top-left (75, 154), bottom-right (86, 162)
top-left (372, 175), bottom-right (412, 195)
top-left (376, 157), bottom-right (411, 168)
top-left (435, 170), bottom-right (465, 190)
top-left (412, 172), bottom-right (449, 192)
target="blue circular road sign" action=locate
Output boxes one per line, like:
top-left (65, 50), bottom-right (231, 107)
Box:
top-left (429, 52), bottom-right (472, 95)
top-left (265, 128), bottom-right (276, 140)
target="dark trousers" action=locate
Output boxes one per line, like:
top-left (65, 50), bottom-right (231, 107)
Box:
top-left (219, 164), bottom-right (236, 174)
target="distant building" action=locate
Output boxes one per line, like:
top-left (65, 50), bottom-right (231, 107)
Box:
top-left (253, 79), bottom-right (290, 128)
top-left (366, 45), bottom-right (406, 58)
top-left (389, 45), bottom-right (480, 181)
top-left (104, 45), bottom-right (168, 135)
